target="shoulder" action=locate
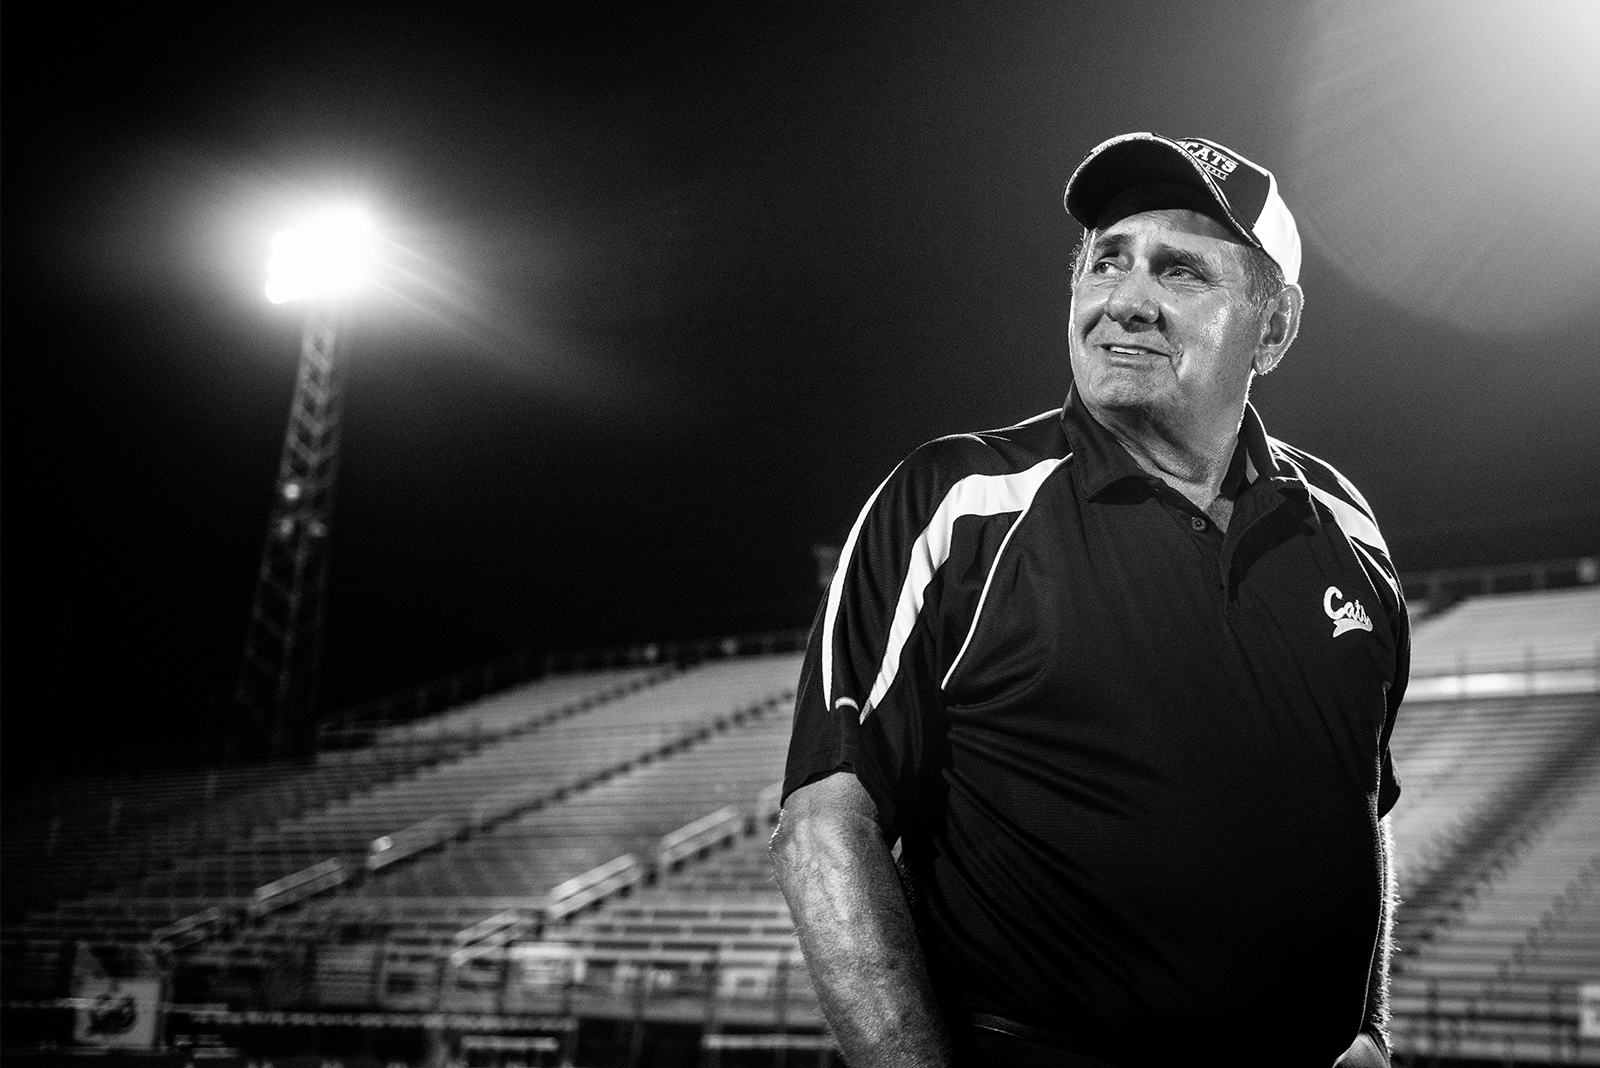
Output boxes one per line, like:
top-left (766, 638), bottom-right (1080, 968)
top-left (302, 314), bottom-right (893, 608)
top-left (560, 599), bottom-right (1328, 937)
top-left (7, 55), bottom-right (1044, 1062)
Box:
top-left (1269, 436), bottom-right (1402, 592)
top-left (1269, 437), bottom-right (1384, 527)
top-left (889, 408), bottom-right (1071, 500)
top-left (842, 408), bottom-right (1071, 561)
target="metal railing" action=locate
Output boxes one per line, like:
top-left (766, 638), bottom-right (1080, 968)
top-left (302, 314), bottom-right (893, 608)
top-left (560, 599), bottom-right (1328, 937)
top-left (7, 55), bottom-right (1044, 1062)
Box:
top-left (1400, 555), bottom-right (1598, 611)
top-left (1404, 643), bottom-right (1600, 703)
top-left (307, 939), bottom-right (821, 1028)
top-left (154, 945), bottom-right (835, 1065)
top-left (1392, 978), bottom-right (1598, 1062)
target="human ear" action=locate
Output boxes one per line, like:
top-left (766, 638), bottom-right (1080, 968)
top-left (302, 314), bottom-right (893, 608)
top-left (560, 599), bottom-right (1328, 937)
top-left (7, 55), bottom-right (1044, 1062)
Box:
top-left (1254, 284), bottom-right (1302, 376)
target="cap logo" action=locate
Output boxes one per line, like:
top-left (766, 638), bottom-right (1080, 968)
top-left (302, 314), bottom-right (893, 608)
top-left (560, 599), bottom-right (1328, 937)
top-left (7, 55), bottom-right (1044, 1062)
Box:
top-left (1179, 140), bottom-right (1238, 182)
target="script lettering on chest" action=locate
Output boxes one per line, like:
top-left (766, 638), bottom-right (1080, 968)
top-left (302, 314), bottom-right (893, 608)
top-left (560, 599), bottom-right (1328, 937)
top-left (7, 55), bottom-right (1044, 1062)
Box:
top-left (1323, 585), bottom-right (1373, 638)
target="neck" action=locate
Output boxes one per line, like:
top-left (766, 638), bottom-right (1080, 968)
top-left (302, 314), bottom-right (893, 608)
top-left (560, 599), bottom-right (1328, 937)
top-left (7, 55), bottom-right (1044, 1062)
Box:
top-left (1088, 397), bottom-right (1243, 513)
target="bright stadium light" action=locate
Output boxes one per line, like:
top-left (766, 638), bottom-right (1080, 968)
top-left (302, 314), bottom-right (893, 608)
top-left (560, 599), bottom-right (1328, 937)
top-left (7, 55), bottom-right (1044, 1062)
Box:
top-left (236, 202), bottom-right (380, 757)
top-left (264, 205), bottom-right (378, 304)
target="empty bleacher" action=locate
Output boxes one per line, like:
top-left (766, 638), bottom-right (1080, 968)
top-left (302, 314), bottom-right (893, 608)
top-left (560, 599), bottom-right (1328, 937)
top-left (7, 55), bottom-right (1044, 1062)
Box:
top-left (1391, 733), bottom-right (1600, 1061)
top-left (6, 583), bottom-right (1598, 1062)
top-left (1409, 586), bottom-right (1600, 675)
top-left (363, 678), bottom-right (796, 898)
top-left (661, 825), bottom-right (785, 896)
top-left (1405, 586), bottom-right (1600, 701)
top-left (532, 886), bottom-right (814, 1028)
top-left (543, 832), bottom-right (800, 972)
top-left (1386, 587), bottom-right (1600, 1061)
top-left (421, 754), bottom-right (809, 1028)
top-left (1387, 694), bottom-right (1600, 901)
top-left (368, 666), bottom-right (663, 745)
top-left (1, 747), bottom-right (443, 916)
top-left (146, 654), bottom-right (803, 1009)
top-left (0, 663), bottom-right (691, 990)
top-left (1391, 586), bottom-right (1600, 904)
top-left (104, 664), bottom-right (708, 902)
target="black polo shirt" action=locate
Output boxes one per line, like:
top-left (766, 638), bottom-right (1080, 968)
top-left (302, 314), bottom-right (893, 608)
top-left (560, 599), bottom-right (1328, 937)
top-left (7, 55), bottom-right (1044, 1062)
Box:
top-left (783, 387), bottom-right (1409, 1064)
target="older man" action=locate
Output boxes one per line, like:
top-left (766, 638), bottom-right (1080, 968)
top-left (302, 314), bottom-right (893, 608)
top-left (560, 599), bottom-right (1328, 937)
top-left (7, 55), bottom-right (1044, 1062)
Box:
top-left (772, 133), bottom-right (1408, 1067)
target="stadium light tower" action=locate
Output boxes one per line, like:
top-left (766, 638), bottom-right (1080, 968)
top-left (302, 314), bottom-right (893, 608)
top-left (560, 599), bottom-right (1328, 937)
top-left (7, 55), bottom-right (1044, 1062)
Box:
top-left (232, 206), bottom-right (376, 758)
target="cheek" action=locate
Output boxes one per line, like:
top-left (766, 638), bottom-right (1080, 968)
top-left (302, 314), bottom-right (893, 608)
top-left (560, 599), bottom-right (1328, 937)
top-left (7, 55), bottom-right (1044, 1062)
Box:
top-left (1068, 289), bottom-right (1087, 328)
top-left (1067, 292), bottom-right (1103, 351)
top-left (1183, 309), bottom-right (1258, 375)
top-left (1069, 276), bottom-right (1105, 314)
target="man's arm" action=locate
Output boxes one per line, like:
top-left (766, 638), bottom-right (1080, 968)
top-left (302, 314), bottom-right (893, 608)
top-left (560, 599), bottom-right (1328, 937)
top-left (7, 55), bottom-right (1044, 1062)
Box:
top-left (770, 773), bottom-right (955, 1068)
top-left (1365, 816), bottom-right (1398, 1052)
top-left (1336, 815), bottom-right (1397, 1067)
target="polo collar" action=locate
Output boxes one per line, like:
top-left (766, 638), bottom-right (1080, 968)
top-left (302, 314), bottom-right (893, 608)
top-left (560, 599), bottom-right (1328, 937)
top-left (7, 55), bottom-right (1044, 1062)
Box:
top-left (1060, 384), bottom-right (1293, 501)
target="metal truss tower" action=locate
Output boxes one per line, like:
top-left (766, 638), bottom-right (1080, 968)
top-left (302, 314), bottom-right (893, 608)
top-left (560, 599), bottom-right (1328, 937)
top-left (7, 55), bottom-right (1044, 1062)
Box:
top-left (231, 303), bottom-right (346, 758)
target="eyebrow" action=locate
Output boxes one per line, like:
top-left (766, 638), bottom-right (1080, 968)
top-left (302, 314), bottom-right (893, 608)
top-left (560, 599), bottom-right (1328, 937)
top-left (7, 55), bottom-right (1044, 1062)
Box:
top-left (1088, 233), bottom-right (1224, 277)
top-left (1158, 246), bottom-right (1217, 276)
top-left (1087, 232), bottom-right (1130, 259)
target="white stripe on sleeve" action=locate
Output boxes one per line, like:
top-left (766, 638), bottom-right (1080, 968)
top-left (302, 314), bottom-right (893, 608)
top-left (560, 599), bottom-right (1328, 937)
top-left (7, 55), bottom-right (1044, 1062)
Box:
top-left (859, 458), bottom-right (1062, 723)
top-left (1305, 483), bottom-right (1398, 598)
top-left (821, 467), bottom-right (899, 714)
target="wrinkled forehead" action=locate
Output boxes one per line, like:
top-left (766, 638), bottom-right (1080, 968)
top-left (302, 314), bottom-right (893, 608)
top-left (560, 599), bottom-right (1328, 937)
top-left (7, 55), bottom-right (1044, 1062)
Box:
top-left (1086, 205), bottom-right (1250, 258)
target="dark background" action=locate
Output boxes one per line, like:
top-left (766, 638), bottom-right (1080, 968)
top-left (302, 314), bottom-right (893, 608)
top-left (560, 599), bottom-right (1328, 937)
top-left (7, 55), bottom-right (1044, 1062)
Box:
top-left (6, 2), bottom-right (1598, 782)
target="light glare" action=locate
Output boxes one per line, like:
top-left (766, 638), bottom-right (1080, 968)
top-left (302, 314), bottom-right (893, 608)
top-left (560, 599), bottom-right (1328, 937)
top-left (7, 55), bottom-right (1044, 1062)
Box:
top-left (265, 206), bottom-right (378, 304)
top-left (1290, 0), bottom-right (1600, 335)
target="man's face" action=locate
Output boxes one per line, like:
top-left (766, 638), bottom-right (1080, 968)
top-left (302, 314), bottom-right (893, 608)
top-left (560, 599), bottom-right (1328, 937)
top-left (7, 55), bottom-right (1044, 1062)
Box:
top-left (1069, 206), bottom-right (1266, 435)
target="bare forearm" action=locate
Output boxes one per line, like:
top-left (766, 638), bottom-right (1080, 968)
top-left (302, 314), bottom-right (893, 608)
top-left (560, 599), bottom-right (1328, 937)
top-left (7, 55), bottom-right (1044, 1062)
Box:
top-left (1331, 816), bottom-right (1400, 1068)
top-left (1365, 816), bottom-right (1396, 1046)
top-left (771, 775), bottom-right (954, 1068)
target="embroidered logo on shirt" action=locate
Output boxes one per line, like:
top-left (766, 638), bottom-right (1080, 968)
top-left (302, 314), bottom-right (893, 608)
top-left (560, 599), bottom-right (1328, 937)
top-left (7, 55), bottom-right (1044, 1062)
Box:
top-left (1323, 586), bottom-right (1373, 637)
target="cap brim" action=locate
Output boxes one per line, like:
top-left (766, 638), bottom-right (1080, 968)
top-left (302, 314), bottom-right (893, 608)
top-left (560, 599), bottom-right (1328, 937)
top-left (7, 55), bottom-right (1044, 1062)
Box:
top-left (1064, 133), bottom-right (1258, 250)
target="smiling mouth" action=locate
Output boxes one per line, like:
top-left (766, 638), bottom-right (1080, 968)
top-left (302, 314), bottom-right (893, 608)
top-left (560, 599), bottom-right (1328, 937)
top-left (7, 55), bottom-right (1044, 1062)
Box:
top-left (1101, 343), bottom-right (1173, 359)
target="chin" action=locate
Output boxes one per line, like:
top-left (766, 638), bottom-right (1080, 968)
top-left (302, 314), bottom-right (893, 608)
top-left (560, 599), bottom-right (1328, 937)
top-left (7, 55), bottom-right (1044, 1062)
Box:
top-left (1080, 372), bottom-right (1166, 417)
top-left (1099, 396), bottom-right (1163, 425)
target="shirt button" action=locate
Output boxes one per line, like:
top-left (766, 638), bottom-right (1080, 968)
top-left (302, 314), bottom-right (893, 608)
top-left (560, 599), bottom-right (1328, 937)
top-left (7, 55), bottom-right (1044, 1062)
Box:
top-left (1191, 516), bottom-right (1207, 532)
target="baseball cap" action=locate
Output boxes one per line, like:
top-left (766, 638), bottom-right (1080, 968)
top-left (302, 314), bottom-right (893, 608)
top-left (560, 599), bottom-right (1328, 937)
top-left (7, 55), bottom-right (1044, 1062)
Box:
top-left (1064, 132), bottom-right (1301, 286)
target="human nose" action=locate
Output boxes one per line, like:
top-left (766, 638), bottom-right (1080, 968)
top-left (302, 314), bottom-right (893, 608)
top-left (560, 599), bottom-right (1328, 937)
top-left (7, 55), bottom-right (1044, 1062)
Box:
top-left (1104, 270), bottom-right (1161, 325)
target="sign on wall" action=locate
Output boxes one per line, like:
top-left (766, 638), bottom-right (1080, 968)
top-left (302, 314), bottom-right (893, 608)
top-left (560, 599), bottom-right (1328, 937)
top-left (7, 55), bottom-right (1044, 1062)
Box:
top-left (73, 977), bottom-right (163, 1048)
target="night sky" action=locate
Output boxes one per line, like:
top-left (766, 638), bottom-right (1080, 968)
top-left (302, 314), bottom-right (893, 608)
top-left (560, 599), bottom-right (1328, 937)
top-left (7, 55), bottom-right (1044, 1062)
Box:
top-left (6, 2), bottom-right (1599, 779)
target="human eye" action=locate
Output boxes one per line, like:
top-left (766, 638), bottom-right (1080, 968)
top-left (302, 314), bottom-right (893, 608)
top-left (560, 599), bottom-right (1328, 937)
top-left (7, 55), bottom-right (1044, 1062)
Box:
top-left (1162, 259), bottom-right (1208, 283)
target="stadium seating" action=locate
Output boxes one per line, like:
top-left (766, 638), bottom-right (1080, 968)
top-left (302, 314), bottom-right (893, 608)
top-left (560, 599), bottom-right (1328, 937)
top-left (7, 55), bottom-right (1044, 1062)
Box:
top-left (0, 747), bottom-right (449, 915)
top-left (661, 827), bottom-right (787, 896)
top-left (1386, 694), bottom-right (1600, 900)
top-left (1408, 585), bottom-right (1600, 677)
top-left (361, 688), bottom-right (796, 898)
top-left (1, 664), bottom-right (684, 989)
top-left (368, 666), bottom-right (662, 744)
top-left (1385, 588), bottom-right (1600, 1061)
top-left (149, 654), bottom-right (804, 1011)
top-left (1390, 732), bottom-right (1600, 1060)
top-left (6, 584), bottom-right (1598, 1062)
top-left (107, 665), bottom-right (710, 902)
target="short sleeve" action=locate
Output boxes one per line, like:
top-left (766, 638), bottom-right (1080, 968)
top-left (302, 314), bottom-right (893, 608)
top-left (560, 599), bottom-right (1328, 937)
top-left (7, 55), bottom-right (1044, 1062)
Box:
top-left (779, 451), bottom-right (955, 837)
top-left (778, 430), bottom-right (1060, 835)
top-left (781, 606), bottom-right (850, 802)
top-left (1376, 584), bottom-right (1411, 818)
